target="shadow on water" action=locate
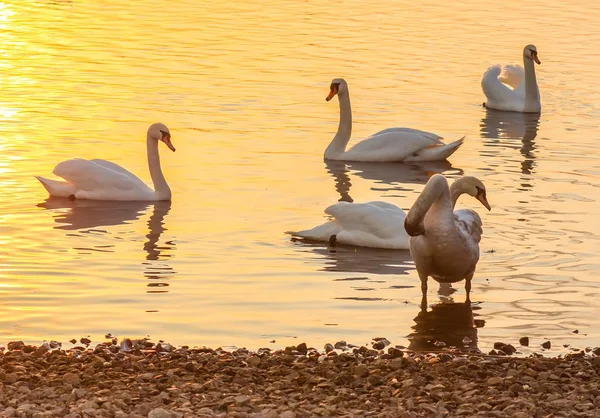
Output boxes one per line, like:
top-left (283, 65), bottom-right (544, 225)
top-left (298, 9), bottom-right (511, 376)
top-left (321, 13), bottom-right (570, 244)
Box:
top-left (408, 284), bottom-right (486, 352)
top-left (480, 109), bottom-right (540, 176)
top-left (325, 160), bottom-right (463, 202)
top-left (38, 199), bottom-right (176, 294)
top-left (291, 240), bottom-right (413, 276)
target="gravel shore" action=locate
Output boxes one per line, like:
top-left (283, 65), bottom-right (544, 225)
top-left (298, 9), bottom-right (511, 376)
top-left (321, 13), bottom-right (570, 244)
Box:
top-left (0, 338), bottom-right (599, 417)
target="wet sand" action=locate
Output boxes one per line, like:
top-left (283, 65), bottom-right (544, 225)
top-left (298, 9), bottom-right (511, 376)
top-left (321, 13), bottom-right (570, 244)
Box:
top-left (0, 339), bottom-right (599, 417)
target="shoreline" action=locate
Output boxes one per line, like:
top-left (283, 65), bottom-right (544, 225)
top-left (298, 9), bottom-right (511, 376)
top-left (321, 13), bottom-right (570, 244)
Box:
top-left (0, 338), bottom-right (599, 417)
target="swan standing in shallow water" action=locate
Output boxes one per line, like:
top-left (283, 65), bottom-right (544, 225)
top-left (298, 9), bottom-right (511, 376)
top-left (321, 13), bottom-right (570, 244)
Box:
top-left (481, 44), bottom-right (541, 113)
top-left (324, 78), bottom-right (464, 162)
top-left (404, 175), bottom-right (491, 303)
top-left (288, 174), bottom-right (485, 250)
top-left (36, 123), bottom-right (175, 201)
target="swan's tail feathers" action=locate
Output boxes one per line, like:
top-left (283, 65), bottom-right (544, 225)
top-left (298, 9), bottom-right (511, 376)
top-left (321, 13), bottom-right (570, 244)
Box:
top-left (286, 221), bottom-right (341, 243)
top-left (35, 176), bottom-right (76, 198)
top-left (409, 137), bottom-right (465, 162)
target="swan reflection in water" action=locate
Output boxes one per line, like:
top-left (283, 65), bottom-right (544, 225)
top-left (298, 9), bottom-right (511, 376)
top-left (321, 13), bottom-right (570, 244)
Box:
top-left (480, 109), bottom-right (540, 176)
top-left (290, 239), bottom-right (413, 276)
top-left (408, 284), bottom-right (485, 352)
top-left (325, 160), bottom-right (463, 202)
top-left (38, 199), bottom-right (175, 293)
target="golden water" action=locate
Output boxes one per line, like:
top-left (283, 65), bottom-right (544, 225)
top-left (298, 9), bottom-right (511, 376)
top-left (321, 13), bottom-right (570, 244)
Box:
top-left (0, 0), bottom-right (599, 353)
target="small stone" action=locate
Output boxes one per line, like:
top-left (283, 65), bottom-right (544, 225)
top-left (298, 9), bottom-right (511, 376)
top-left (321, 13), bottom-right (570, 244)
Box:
top-left (519, 337), bottom-right (529, 346)
top-left (487, 376), bottom-right (503, 385)
top-left (324, 343), bottom-right (334, 353)
top-left (390, 358), bottom-right (403, 370)
top-left (296, 342), bottom-right (308, 354)
top-left (7, 341), bottom-right (24, 351)
top-left (462, 336), bottom-right (472, 345)
top-left (148, 408), bottom-right (172, 418)
top-left (63, 373), bottom-right (80, 385)
top-left (541, 341), bottom-right (552, 349)
top-left (388, 347), bottom-right (403, 358)
top-left (573, 329), bottom-right (579, 334)
top-left (433, 341), bottom-right (446, 347)
top-left (80, 337), bottom-right (92, 345)
top-left (234, 395), bottom-right (251, 406)
top-left (105, 333), bottom-right (112, 338)
top-left (354, 364), bottom-right (369, 378)
top-left (69, 339), bottom-right (77, 344)
top-left (334, 341), bottom-right (347, 349)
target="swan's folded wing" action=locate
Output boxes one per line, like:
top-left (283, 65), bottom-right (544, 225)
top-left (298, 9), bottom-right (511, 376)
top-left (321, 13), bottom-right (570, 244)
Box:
top-left (368, 127), bottom-right (443, 143)
top-left (454, 209), bottom-right (483, 244)
top-left (54, 158), bottom-right (150, 192)
top-left (498, 64), bottom-right (525, 90)
top-left (345, 130), bottom-right (443, 161)
top-left (325, 201), bottom-right (406, 240)
top-left (482, 64), bottom-right (522, 103)
top-left (89, 159), bottom-right (148, 187)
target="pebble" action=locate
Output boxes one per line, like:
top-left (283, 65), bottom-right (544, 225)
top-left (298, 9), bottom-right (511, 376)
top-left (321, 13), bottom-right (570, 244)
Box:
top-left (0, 339), bottom-right (595, 417)
top-left (542, 341), bottom-right (552, 349)
top-left (519, 337), bottom-right (530, 346)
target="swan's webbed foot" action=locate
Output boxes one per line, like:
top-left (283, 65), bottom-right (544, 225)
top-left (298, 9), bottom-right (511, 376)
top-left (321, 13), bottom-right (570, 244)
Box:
top-left (328, 234), bottom-right (337, 247)
top-left (68, 194), bottom-right (76, 201)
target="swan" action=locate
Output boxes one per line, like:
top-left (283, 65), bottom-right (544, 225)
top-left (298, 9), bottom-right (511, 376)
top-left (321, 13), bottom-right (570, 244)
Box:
top-left (288, 200), bottom-right (410, 249)
top-left (481, 44), bottom-right (541, 113)
top-left (404, 174), bottom-right (491, 303)
top-left (324, 78), bottom-right (464, 162)
top-left (287, 174), bottom-right (486, 250)
top-left (36, 123), bottom-right (175, 201)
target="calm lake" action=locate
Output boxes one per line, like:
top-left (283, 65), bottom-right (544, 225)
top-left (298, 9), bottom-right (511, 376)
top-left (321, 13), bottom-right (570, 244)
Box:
top-left (0, 0), bottom-right (599, 354)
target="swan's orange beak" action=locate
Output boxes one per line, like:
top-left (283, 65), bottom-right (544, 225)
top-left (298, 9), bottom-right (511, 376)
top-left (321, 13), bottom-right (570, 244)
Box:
top-left (326, 85), bottom-right (338, 101)
top-left (532, 51), bottom-right (541, 65)
top-left (477, 192), bottom-right (491, 211)
top-left (162, 133), bottom-right (176, 152)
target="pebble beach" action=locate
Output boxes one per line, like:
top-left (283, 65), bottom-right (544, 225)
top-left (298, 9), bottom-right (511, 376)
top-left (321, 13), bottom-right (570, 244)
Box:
top-left (1, 338), bottom-right (599, 417)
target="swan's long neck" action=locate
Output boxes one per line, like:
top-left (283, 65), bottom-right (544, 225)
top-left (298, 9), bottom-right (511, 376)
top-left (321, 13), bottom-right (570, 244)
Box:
top-left (404, 175), bottom-right (451, 236)
top-left (147, 137), bottom-right (171, 200)
top-left (450, 181), bottom-right (468, 208)
top-left (325, 92), bottom-right (352, 159)
top-left (523, 57), bottom-right (540, 112)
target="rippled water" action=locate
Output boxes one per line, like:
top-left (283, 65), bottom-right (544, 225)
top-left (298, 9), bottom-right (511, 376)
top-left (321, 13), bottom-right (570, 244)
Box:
top-left (0, 0), bottom-right (599, 354)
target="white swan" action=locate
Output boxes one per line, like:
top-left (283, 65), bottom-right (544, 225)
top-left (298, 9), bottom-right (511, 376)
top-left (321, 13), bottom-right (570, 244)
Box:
top-left (288, 201), bottom-right (410, 249)
top-left (36, 123), bottom-right (175, 201)
top-left (288, 175), bottom-right (486, 250)
top-left (481, 44), bottom-right (541, 113)
top-left (324, 78), bottom-right (464, 162)
top-left (404, 174), bottom-right (491, 301)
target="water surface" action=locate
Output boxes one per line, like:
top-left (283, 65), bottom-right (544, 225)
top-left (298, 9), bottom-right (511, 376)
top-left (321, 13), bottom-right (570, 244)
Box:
top-left (0, 0), bottom-right (599, 354)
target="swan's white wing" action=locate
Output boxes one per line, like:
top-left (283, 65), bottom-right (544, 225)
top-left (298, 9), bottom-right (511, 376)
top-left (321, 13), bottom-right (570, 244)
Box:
top-left (369, 127), bottom-right (443, 143)
top-left (54, 158), bottom-right (153, 200)
top-left (325, 201), bottom-right (406, 240)
top-left (454, 209), bottom-right (483, 244)
top-left (498, 64), bottom-right (525, 90)
top-left (482, 65), bottom-right (523, 107)
top-left (89, 159), bottom-right (147, 187)
top-left (344, 130), bottom-right (443, 162)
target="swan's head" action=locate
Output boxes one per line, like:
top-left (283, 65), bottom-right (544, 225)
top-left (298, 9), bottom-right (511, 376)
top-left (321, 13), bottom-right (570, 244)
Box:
top-left (148, 123), bottom-right (175, 152)
top-left (326, 78), bottom-right (349, 101)
top-left (523, 44), bottom-right (541, 65)
top-left (456, 176), bottom-right (491, 211)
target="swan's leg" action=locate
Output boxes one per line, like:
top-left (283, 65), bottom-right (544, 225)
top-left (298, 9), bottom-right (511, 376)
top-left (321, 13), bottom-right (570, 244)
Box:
top-left (465, 271), bottom-right (474, 304)
top-left (328, 234), bottom-right (337, 247)
top-left (418, 271), bottom-right (428, 311)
